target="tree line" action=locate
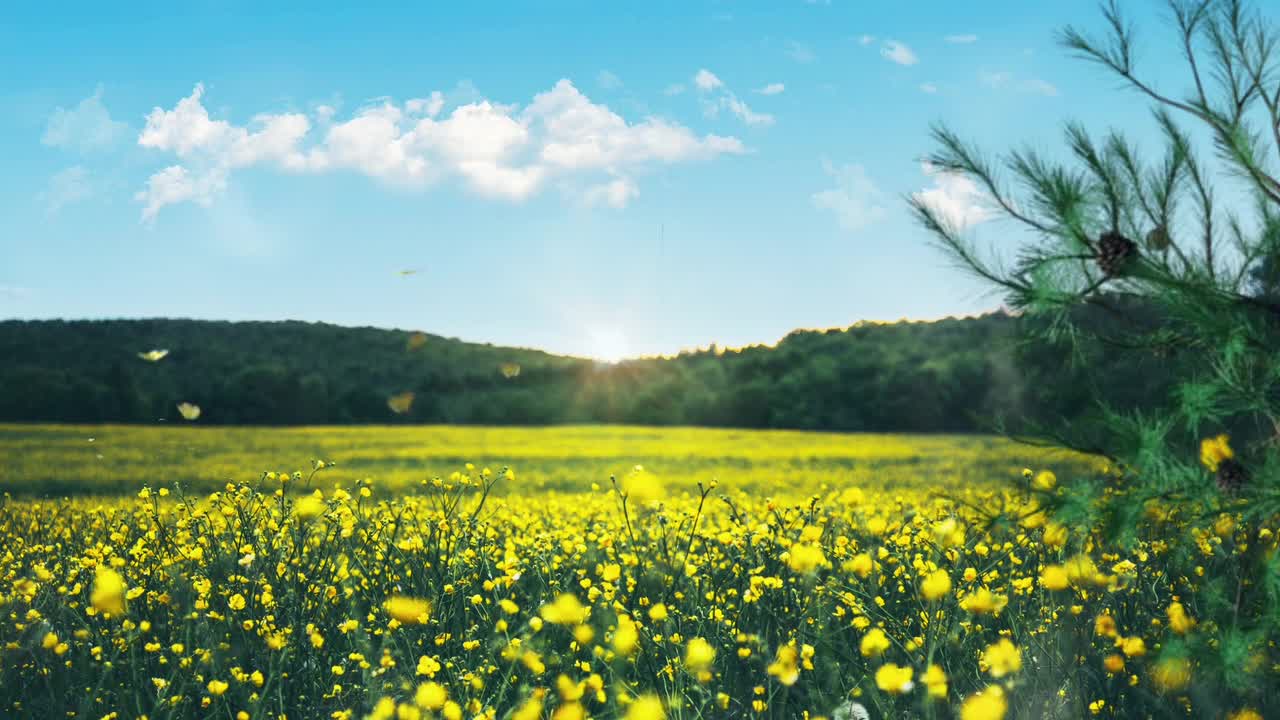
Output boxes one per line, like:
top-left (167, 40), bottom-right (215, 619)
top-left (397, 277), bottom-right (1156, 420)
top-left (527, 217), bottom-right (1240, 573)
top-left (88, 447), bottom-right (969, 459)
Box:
top-left (0, 311), bottom-right (1175, 432)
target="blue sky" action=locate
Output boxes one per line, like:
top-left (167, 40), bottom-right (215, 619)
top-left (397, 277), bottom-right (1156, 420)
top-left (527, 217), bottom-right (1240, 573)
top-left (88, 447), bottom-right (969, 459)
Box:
top-left (1, 1), bottom-right (1186, 360)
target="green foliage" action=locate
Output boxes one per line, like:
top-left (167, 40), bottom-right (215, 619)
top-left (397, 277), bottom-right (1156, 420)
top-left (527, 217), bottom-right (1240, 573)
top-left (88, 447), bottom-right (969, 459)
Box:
top-left (914, 0), bottom-right (1280, 710)
top-left (0, 314), bottom-right (1141, 433)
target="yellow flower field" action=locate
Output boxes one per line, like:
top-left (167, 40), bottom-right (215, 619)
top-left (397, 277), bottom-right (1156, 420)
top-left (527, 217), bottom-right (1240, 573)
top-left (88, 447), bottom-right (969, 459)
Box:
top-left (0, 426), bottom-right (1272, 718)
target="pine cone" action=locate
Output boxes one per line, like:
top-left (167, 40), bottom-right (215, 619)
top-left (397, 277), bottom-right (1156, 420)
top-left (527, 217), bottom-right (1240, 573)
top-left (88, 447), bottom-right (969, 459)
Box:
top-left (1145, 226), bottom-right (1171, 252)
top-left (1096, 231), bottom-right (1138, 276)
top-left (1216, 459), bottom-right (1249, 495)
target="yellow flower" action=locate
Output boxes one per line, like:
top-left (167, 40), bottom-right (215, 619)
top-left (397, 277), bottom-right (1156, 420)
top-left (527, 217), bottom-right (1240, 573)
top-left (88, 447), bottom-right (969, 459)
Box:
top-left (1094, 614), bottom-right (1118, 638)
top-left (980, 639), bottom-right (1022, 678)
top-left (1214, 514), bottom-right (1236, 538)
top-left (1033, 470), bottom-right (1057, 491)
top-left (767, 644), bottom-right (800, 686)
top-left (207, 679), bottom-right (229, 696)
top-left (859, 628), bottom-right (890, 658)
top-left (1167, 602), bottom-right (1196, 635)
top-left (228, 593), bottom-right (246, 611)
top-left (875, 663), bottom-right (914, 695)
top-left (541, 594), bottom-right (588, 625)
top-left (922, 664), bottom-right (947, 699)
top-left (920, 569), bottom-right (952, 601)
top-left (786, 543), bottom-right (828, 574)
top-left (1065, 554), bottom-right (1103, 587)
top-left (1200, 434), bottom-right (1233, 472)
top-left (512, 698), bottom-right (543, 720)
top-left (960, 686), bottom-right (1006, 720)
top-left (1103, 654), bottom-right (1125, 673)
top-left (552, 702), bottom-right (584, 720)
top-left (414, 682), bottom-right (447, 711)
top-left (865, 516), bottom-right (888, 536)
top-left (1120, 636), bottom-right (1146, 657)
top-left (848, 553), bottom-right (874, 578)
top-left (685, 637), bottom-right (716, 672)
top-left (42, 632), bottom-right (58, 650)
top-left (1042, 523), bottom-right (1068, 549)
top-left (625, 695), bottom-right (666, 720)
top-left (1227, 710), bottom-right (1264, 720)
top-left (647, 603), bottom-right (668, 622)
top-left (959, 587), bottom-right (1008, 615)
top-left (416, 655), bottom-right (442, 677)
top-left (932, 518), bottom-right (966, 547)
top-left (294, 493), bottom-right (327, 521)
top-left (384, 596), bottom-right (432, 625)
top-left (90, 567), bottom-right (126, 616)
top-left (613, 615), bottom-right (639, 655)
top-left (1039, 565), bottom-right (1069, 591)
top-left (1151, 656), bottom-right (1192, 692)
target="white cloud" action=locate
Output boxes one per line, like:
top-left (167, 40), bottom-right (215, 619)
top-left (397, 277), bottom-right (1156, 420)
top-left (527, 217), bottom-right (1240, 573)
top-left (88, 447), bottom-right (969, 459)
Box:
top-left (912, 162), bottom-right (992, 230)
top-left (693, 70), bottom-right (774, 127)
top-left (41, 166), bottom-right (93, 214)
top-left (581, 176), bottom-right (639, 208)
top-left (720, 95), bottom-right (774, 126)
top-left (811, 160), bottom-right (887, 232)
top-left (980, 71), bottom-right (1058, 96)
top-left (597, 70), bottom-right (623, 90)
top-left (134, 80), bottom-right (744, 219)
top-left (857, 34), bottom-right (877, 46)
top-left (42, 85), bottom-right (129, 153)
top-left (946, 34), bottom-right (978, 44)
top-left (754, 82), bottom-right (785, 95)
top-left (881, 40), bottom-right (919, 66)
top-left (920, 83), bottom-right (939, 94)
top-left (405, 92), bottom-right (445, 117)
top-left (694, 69), bottom-right (723, 92)
top-left (786, 41), bottom-right (816, 63)
top-left (136, 164), bottom-right (229, 221)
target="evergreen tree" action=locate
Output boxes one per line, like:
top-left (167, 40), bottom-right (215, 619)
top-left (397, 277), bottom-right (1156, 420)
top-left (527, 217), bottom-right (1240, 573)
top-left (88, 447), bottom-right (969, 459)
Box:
top-left (912, 0), bottom-right (1280, 709)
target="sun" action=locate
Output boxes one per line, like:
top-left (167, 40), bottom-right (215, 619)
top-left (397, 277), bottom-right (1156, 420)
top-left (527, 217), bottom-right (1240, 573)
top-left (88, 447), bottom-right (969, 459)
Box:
top-left (586, 327), bottom-right (632, 364)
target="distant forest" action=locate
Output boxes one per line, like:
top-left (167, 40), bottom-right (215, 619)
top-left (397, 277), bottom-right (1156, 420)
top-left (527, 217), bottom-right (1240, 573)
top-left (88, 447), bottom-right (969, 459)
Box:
top-left (0, 312), bottom-right (1173, 432)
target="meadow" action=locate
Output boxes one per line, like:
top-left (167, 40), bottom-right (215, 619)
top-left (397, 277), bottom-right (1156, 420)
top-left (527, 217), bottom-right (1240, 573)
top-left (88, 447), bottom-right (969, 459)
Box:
top-left (0, 424), bottom-right (1079, 497)
top-left (0, 425), bottom-right (1268, 719)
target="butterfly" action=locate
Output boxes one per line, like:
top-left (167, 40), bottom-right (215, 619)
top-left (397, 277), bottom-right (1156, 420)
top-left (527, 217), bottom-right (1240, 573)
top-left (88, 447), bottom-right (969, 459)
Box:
top-left (138, 349), bottom-right (170, 362)
top-left (387, 391), bottom-right (415, 414)
top-left (176, 402), bottom-right (201, 421)
top-left (500, 362), bottom-right (521, 379)
top-left (397, 269), bottom-right (422, 277)
top-left (406, 332), bottom-right (428, 351)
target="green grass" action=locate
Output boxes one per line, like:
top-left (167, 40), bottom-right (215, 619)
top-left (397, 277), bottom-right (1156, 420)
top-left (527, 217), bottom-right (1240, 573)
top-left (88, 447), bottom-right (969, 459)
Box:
top-left (0, 423), bottom-right (1090, 497)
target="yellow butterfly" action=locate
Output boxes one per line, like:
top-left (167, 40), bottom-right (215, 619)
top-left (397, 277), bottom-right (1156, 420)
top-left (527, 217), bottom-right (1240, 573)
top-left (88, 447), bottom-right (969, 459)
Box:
top-left (406, 332), bottom-right (428, 351)
top-left (397, 269), bottom-right (421, 276)
top-left (387, 391), bottom-right (415, 414)
top-left (138, 349), bottom-right (169, 362)
top-left (500, 362), bottom-right (521, 379)
top-left (176, 402), bottom-right (201, 421)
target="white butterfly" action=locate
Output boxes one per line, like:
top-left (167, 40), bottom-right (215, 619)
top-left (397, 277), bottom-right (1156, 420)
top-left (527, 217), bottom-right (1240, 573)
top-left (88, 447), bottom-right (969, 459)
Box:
top-left (177, 402), bottom-right (201, 421)
top-left (138, 349), bottom-right (169, 362)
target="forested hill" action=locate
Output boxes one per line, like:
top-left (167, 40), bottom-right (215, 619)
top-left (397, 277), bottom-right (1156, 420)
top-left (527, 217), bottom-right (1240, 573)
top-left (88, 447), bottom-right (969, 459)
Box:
top-left (0, 315), bottom-right (1167, 431)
